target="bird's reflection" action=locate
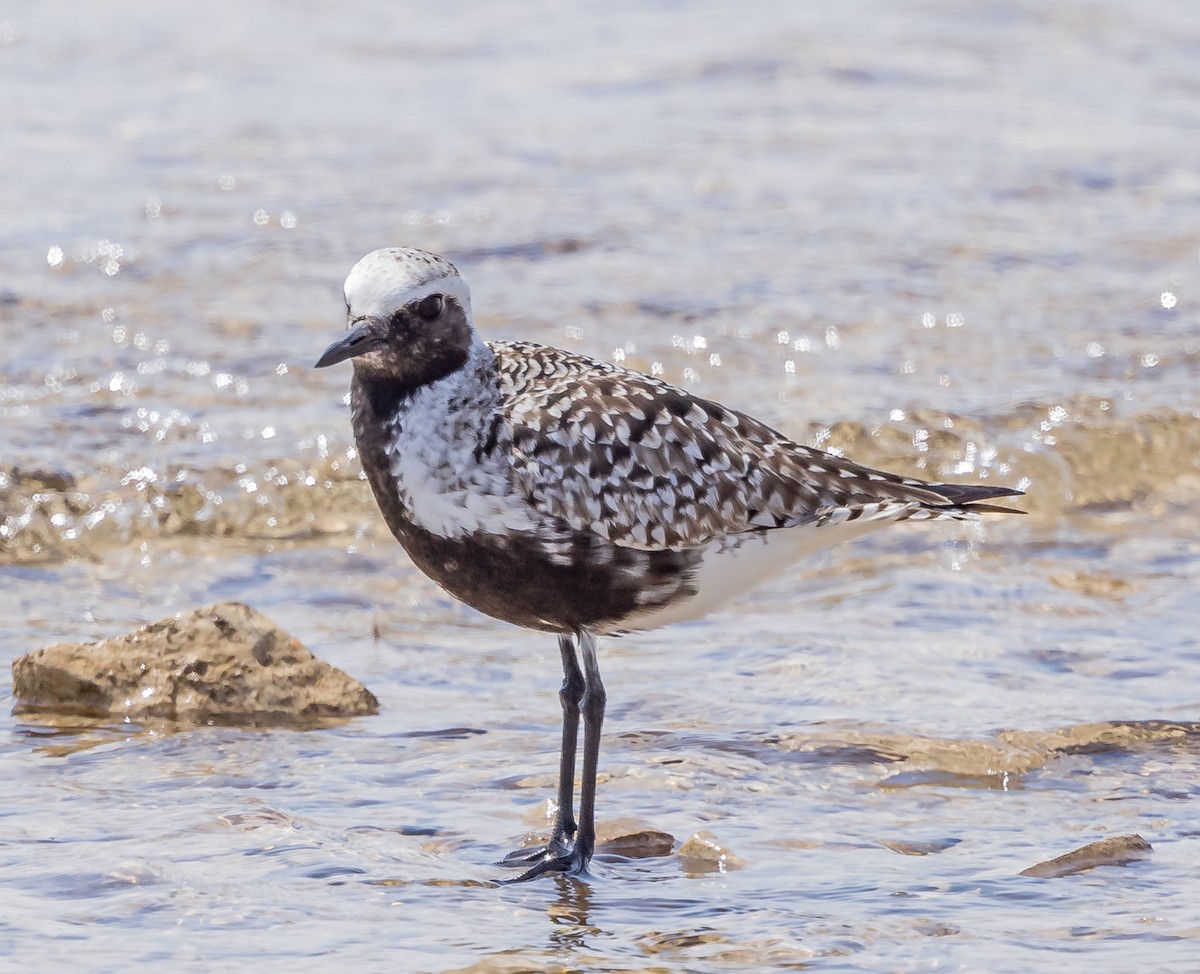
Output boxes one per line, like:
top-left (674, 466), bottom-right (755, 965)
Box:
top-left (543, 873), bottom-right (598, 953)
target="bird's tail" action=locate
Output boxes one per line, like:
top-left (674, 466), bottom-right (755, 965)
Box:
top-left (918, 482), bottom-right (1026, 518)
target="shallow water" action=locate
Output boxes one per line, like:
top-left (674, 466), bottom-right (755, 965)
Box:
top-left (3, 0), bottom-right (1199, 970)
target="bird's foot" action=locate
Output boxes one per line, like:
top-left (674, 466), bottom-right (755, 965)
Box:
top-left (498, 832), bottom-right (591, 882)
top-left (501, 845), bottom-right (590, 883)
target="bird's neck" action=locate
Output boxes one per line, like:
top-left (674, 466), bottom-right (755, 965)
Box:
top-left (350, 338), bottom-right (493, 425)
top-left (353, 372), bottom-right (416, 421)
top-left (350, 340), bottom-right (500, 469)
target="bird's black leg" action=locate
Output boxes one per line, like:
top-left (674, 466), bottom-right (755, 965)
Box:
top-left (500, 634), bottom-right (585, 875)
top-left (573, 628), bottom-right (606, 871)
top-left (502, 630), bottom-right (605, 881)
top-left (550, 634), bottom-right (585, 848)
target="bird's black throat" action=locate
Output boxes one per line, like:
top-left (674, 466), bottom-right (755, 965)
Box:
top-left (351, 346), bottom-right (471, 421)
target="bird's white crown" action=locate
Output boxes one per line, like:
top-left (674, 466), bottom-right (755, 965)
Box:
top-left (343, 247), bottom-right (474, 323)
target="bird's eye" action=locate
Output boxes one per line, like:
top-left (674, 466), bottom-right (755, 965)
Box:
top-left (416, 294), bottom-right (444, 321)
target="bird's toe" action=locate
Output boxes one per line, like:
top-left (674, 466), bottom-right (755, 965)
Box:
top-left (498, 837), bottom-right (591, 882)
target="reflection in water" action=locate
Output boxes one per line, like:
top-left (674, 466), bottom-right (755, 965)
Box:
top-left (544, 875), bottom-right (598, 955)
top-left (13, 714), bottom-right (169, 758)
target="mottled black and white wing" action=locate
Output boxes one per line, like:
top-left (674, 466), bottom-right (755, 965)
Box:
top-left (491, 341), bottom-right (1021, 552)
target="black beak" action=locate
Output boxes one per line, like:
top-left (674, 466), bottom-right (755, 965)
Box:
top-left (314, 320), bottom-right (382, 368)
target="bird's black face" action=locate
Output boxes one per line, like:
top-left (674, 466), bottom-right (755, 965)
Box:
top-left (314, 291), bottom-right (473, 395)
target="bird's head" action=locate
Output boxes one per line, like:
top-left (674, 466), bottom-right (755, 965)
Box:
top-left (314, 248), bottom-right (475, 388)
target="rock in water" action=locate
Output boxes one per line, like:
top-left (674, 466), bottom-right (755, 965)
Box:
top-left (11, 601), bottom-right (378, 726)
top-left (678, 830), bottom-right (746, 871)
top-left (594, 818), bottom-right (675, 858)
top-left (1020, 834), bottom-right (1152, 879)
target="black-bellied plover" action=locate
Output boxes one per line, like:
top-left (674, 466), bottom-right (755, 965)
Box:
top-left (315, 247), bottom-right (1023, 881)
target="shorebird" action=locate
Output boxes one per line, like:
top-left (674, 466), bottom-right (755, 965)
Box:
top-left (315, 247), bottom-right (1023, 881)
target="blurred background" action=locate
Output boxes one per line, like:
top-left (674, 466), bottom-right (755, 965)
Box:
top-left (2, 1), bottom-right (1198, 971)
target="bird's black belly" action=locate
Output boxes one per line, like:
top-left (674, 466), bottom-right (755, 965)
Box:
top-left (385, 505), bottom-right (698, 634)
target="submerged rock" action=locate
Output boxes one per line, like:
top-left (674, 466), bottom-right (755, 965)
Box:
top-left (771, 718), bottom-right (1200, 782)
top-left (1020, 834), bottom-right (1152, 879)
top-left (1050, 570), bottom-right (1138, 600)
top-left (678, 830), bottom-right (746, 871)
top-left (11, 601), bottom-right (378, 726)
top-left (596, 818), bottom-right (675, 858)
top-left (879, 836), bottom-right (962, 857)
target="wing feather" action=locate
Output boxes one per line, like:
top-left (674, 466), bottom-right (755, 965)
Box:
top-left (490, 341), bottom-right (1022, 551)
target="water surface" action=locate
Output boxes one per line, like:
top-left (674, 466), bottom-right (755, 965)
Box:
top-left (3, 1), bottom-right (1199, 970)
